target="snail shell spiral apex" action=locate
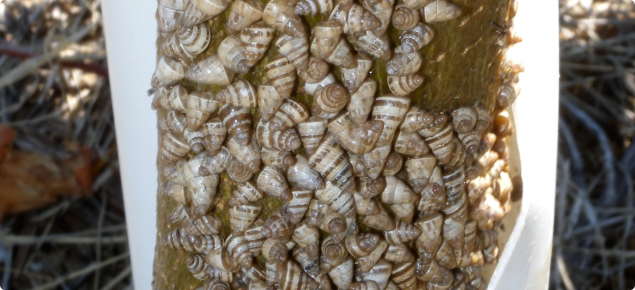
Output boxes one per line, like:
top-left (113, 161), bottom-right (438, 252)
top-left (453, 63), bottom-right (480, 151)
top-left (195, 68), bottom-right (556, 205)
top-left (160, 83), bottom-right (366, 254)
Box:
top-left (226, 0), bottom-right (265, 34)
top-left (151, 56), bottom-right (185, 89)
top-left (400, 23), bottom-right (434, 53)
top-left (186, 55), bottom-right (235, 86)
top-left (263, 0), bottom-right (307, 38)
top-left (241, 21), bottom-right (276, 66)
top-left (392, 3), bottom-right (420, 30)
top-left (218, 35), bottom-right (251, 74)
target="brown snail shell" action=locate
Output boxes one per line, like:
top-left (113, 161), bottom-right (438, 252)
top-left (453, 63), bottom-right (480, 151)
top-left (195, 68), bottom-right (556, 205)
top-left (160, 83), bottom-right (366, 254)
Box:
top-left (265, 261), bottom-right (281, 286)
top-left (161, 32), bottom-right (193, 59)
top-left (201, 118), bottom-right (227, 156)
top-left (257, 83), bottom-right (284, 121)
top-left (244, 219), bottom-right (268, 256)
top-left (166, 227), bottom-right (199, 252)
top-left (405, 154), bottom-right (437, 193)
top-left (391, 261), bottom-right (418, 290)
top-left (360, 202), bottom-right (395, 231)
top-left (300, 57), bottom-right (330, 84)
top-left (310, 20), bottom-right (343, 59)
top-left (241, 21), bottom-right (276, 67)
top-left (279, 260), bottom-right (320, 290)
top-left (256, 121), bottom-right (303, 152)
top-left (414, 211), bottom-right (443, 255)
top-left (229, 201), bottom-right (263, 233)
top-left (196, 234), bottom-right (225, 254)
top-left (187, 254), bottom-right (212, 280)
top-left (385, 243), bottom-right (415, 263)
top-left (387, 74), bottom-right (424, 96)
top-left (292, 221), bottom-right (320, 248)
top-left (151, 56), bottom-right (185, 89)
top-left (345, 232), bottom-right (379, 258)
top-left (382, 151), bottom-right (403, 176)
top-left (161, 131), bottom-right (190, 163)
top-left (322, 38), bottom-right (357, 69)
top-left (306, 199), bottom-right (347, 234)
top-left (229, 181), bottom-right (264, 206)
top-left (275, 34), bottom-right (310, 72)
top-left (242, 262), bottom-right (267, 284)
top-left (372, 95), bottom-right (411, 147)
top-left (227, 137), bottom-right (261, 173)
top-left (423, 0), bottom-right (462, 23)
top-left (474, 106), bottom-right (491, 133)
top-left (205, 247), bottom-right (240, 273)
top-left (330, 2), bottom-right (381, 36)
top-left (287, 188), bottom-right (314, 224)
top-left (200, 146), bottom-right (232, 175)
top-left (264, 55), bottom-right (297, 99)
top-left (263, 0), bottom-right (307, 38)
top-left (392, 3), bottom-right (420, 30)
top-left (269, 99), bottom-right (310, 131)
top-left (418, 166), bottom-right (446, 211)
top-left (416, 256), bottom-right (451, 283)
top-left (497, 83), bottom-right (520, 109)
top-left (389, 202), bottom-right (416, 223)
top-left (353, 192), bottom-right (381, 215)
top-left (295, 0), bottom-right (334, 15)
top-left (400, 107), bottom-right (436, 133)
top-left (262, 210), bottom-right (292, 239)
top-left (394, 131), bottom-right (429, 157)
top-left (287, 155), bottom-right (326, 190)
top-left (451, 107), bottom-right (478, 134)
top-left (186, 55), bottom-right (235, 86)
top-left (311, 83), bottom-right (349, 119)
top-left (184, 154), bottom-right (219, 216)
top-left (257, 165), bottom-right (292, 201)
top-left (321, 235), bottom-right (348, 266)
top-left (386, 50), bottom-right (422, 76)
top-left (308, 135), bottom-right (354, 189)
top-left (225, 234), bottom-right (254, 267)
top-left (434, 239), bottom-right (457, 269)
top-left (400, 23), bottom-right (434, 53)
top-left (458, 131), bottom-right (481, 155)
top-left (228, 155), bottom-right (256, 182)
top-left (154, 85), bottom-right (188, 112)
top-left (169, 204), bottom-right (190, 224)
top-left (350, 281), bottom-right (380, 290)
top-left (184, 214), bottom-right (223, 236)
top-left (347, 31), bottom-right (392, 61)
top-left (297, 117), bottom-right (328, 155)
top-left (341, 53), bottom-right (374, 95)
top-left (361, 144), bottom-right (391, 179)
top-left (215, 79), bottom-right (258, 108)
top-left (160, 110), bottom-right (187, 134)
top-left (218, 35), bottom-right (251, 74)
top-left (226, 0), bottom-right (265, 34)
top-left (292, 243), bottom-right (321, 280)
top-left (358, 259), bottom-right (393, 290)
top-left (315, 181), bottom-right (356, 218)
top-left (361, 0), bottom-right (394, 34)
top-left (157, 0), bottom-right (188, 34)
top-left (381, 176), bottom-right (418, 204)
top-left (178, 23), bottom-right (211, 56)
top-left (183, 0), bottom-right (231, 27)
top-left (359, 176), bottom-right (387, 198)
top-left (385, 220), bottom-right (422, 245)
top-left (494, 110), bottom-right (513, 137)
top-left (219, 104), bottom-right (253, 146)
top-left (328, 256), bottom-right (354, 290)
top-left (402, 0), bottom-right (432, 10)
top-left (187, 91), bottom-right (218, 131)
top-left (262, 238), bottom-right (289, 264)
top-left (328, 113), bottom-right (384, 155)
top-left (184, 129), bottom-right (206, 154)
top-left (262, 147), bottom-right (297, 169)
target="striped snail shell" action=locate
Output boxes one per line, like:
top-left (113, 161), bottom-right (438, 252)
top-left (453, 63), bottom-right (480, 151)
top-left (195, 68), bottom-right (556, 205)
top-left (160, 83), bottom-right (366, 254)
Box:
top-left (321, 235), bottom-right (348, 266)
top-left (470, 192), bottom-right (504, 230)
top-left (207, 281), bottom-right (232, 290)
top-left (241, 21), bottom-right (276, 67)
top-left (315, 181), bottom-right (356, 218)
top-left (264, 55), bottom-right (297, 99)
top-left (467, 174), bottom-right (492, 204)
top-left (156, 0), bottom-right (187, 34)
top-left (483, 243), bottom-right (499, 265)
top-left (295, 0), bottom-right (334, 15)
top-left (227, 155), bottom-right (255, 182)
top-left (442, 165), bottom-right (465, 208)
top-left (362, 144), bottom-right (391, 179)
top-left (310, 20), bottom-right (342, 59)
top-left (294, 246), bottom-right (322, 282)
top-left (385, 243), bottom-right (415, 263)
top-left (297, 117), bottom-right (328, 155)
top-left (360, 202), bottom-right (396, 231)
top-left (163, 158), bottom-right (187, 185)
top-left (382, 151), bottom-right (403, 176)
top-left (306, 199), bottom-right (347, 234)
top-left (328, 256), bottom-right (354, 289)
top-left (391, 261), bottom-right (417, 290)
top-left (405, 154), bottom-right (436, 193)
top-left (394, 131), bottom-right (429, 156)
top-left (390, 202), bottom-right (416, 223)
top-left (184, 128), bottom-right (205, 154)
top-left (187, 91), bottom-right (218, 131)
top-left (418, 165), bottom-right (446, 211)
top-left (169, 204), bottom-right (190, 224)
top-left (359, 176), bottom-right (386, 198)
top-left (497, 83), bottom-right (520, 109)
top-left (242, 264), bottom-right (266, 284)
top-left (199, 147), bottom-right (230, 175)
top-left (161, 131), bottom-right (190, 163)
top-left (184, 154), bottom-right (219, 216)
top-left (151, 56), bottom-right (185, 89)
top-left (201, 119), bottom-right (226, 156)
top-left (229, 181), bottom-right (264, 206)
top-left (269, 99), bottom-right (310, 131)
top-left (219, 104), bottom-right (253, 146)
top-left (183, 0), bottom-right (232, 27)
top-left (434, 239), bottom-right (457, 269)
top-left (257, 165), bottom-right (292, 201)
top-left (308, 134), bottom-right (354, 189)
top-left (159, 85), bottom-right (190, 113)
top-left (218, 35), bottom-right (250, 74)
top-left (458, 131), bottom-right (481, 155)
top-left (347, 31), bottom-right (392, 61)
top-left (275, 34), bottom-right (310, 72)
top-left (387, 74), bottom-right (424, 96)
top-left (392, 3), bottom-right (420, 30)
top-left (206, 266), bottom-right (234, 284)
top-left (263, 0), bottom-right (307, 38)
top-left (215, 79), bottom-right (257, 108)
top-left (400, 23), bottom-right (434, 54)
top-left (358, 259), bottom-right (392, 290)
top-left (399, 107), bottom-right (435, 133)
top-left (205, 247), bottom-right (240, 273)
top-left (160, 110), bottom-right (187, 134)
top-left (262, 210), bottom-right (292, 239)
top-left (161, 33), bottom-right (194, 59)
top-left (423, 123), bottom-right (468, 167)
top-left (225, 234), bottom-right (254, 267)
top-left (262, 147), bottom-right (297, 169)
top-left (386, 50), bottom-right (422, 76)
top-left (414, 211), bottom-right (443, 255)
top-left (304, 73), bottom-right (336, 96)
top-left (423, 0), bottom-right (462, 23)
top-left (350, 281), bottom-right (380, 290)
top-left (416, 256), bottom-right (451, 283)
top-left (385, 220), bottom-right (421, 245)
top-left (226, 0), bottom-right (265, 34)
top-left (330, 2), bottom-right (381, 36)
top-left (402, 0), bottom-right (432, 10)
top-left (372, 95), bottom-right (411, 147)
top-left (474, 106), bottom-right (491, 133)
top-left (227, 135), bottom-right (261, 173)
top-left (287, 155), bottom-right (326, 190)
top-left (328, 113), bottom-right (384, 155)
top-left (353, 192), bottom-right (381, 215)
top-left (292, 221), bottom-right (320, 248)
top-left (346, 80), bottom-right (377, 125)
top-left (322, 38), bottom-right (357, 69)
top-left (361, 0), bottom-right (394, 33)
top-left (195, 234), bottom-right (224, 254)
top-left (262, 238), bottom-right (289, 264)
top-left (345, 232), bottom-right (379, 258)
top-left (341, 53), bottom-right (373, 94)
top-left (257, 83), bottom-right (284, 121)
top-left (265, 261), bottom-right (281, 286)
top-left (443, 205), bottom-right (467, 250)
top-left (311, 83), bottom-right (349, 119)
top-left (286, 188), bottom-right (314, 224)
top-left (187, 254), bottom-right (212, 280)
top-left (177, 23), bottom-right (211, 56)
top-left (451, 107), bottom-right (478, 133)
top-left (256, 121), bottom-right (302, 151)
top-left (185, 55), bottom-right (235, 86)
top-left (166, 227), bottom-right (199, 252)
top-left (299, 57), bottom-right (330, 84)
top-left (184, 214), bottom-right (222, 236)
top-left (279, 260), bottom-right (320, 290)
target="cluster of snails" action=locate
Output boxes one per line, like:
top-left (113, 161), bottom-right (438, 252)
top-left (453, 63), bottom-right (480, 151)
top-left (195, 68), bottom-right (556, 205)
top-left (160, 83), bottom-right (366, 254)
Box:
top-left (151, 0), bottom-right (522, 289)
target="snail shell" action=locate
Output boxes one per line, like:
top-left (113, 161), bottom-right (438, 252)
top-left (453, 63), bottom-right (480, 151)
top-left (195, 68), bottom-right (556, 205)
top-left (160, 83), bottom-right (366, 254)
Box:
top-left (227, 137), bottom-right (261, 173)
top-left (256, 122), bottom-right (303, 152)
top-left (228, 155), bottom-right (256, 182)
top-left (263, 0), bottom-right (307, 38)
top-left (358, 259), bottom-right (393, 290)
top-left (157, 0), bottom-right (187, 34)
top-left (183, 0), bottom-right (231, 27)
top-left (311, 83), bottom-right (349, 119)
top-left (386, 51), bottom-right (422, 76)
top-left (257, 83), bottom-right (284, 121)
top-left (151, 56), bottom-right (185, 89)
top-left (470, 192), bottom-right (504, 231)
top-left (497, 83), bottom-right (520, 109)
top-left (169, 204), bottom-right (190, 224)
top-left (257, 165), bottom-right (292, 201)
top-left (186, 55), bottom-right (235, 86)
top-left (442, 166), bottom-right (465, 208)
top-left (279, 260), bottom-right (320, 290)
top-left (419, 122), bottom-right (460, 167)
top-left (196, 234), bottom-right (225, 254)
top-left (315, 181), bottom-right (356, 218)
top-left (229, 181), bottom-right (264, 206)
top-left (494, 110), bottom-right (513, 137)
top-left (391, 261), bottom-right (417, 290)
top-left (423, 0), bottom-right (462, 23)
top-left (467, 174), bottom-right (492, 204)
top-left (360, 202), bottom-right (395, 231)
top-left (361, 0), bottom-right (394, 34)
top-left (400, 23), bottom-right (434, 53)
top-left (292, 221), bottom-right (320, 248)
top-left (300, 57), bottom-right (330, 83)
top-left (402, 0), bottom-right (432, 10)
top-left (187, 92), bottom-right (218, 131)
top-left (201, 118), bottom-right (226, 156)
top-left (262, 147), bottom-right (297, 169)
top-left (264, 55), bottom-right (297, 99)
top-left (287, 155), bottom-right (326, 190)
top-left (275, 34), bottom-right (310, 72)
top-left (207, 267), bottom-right (234, 284)
top-left (392, 3), bottom-right (420, 30)
top-left (287, 188), bottom-right (314, 224)
top-left (304, 73), bottom-right (337, 96)
top-left (434, 239), bottom-right (457, 269)
top-left (230, 201), bottom-right (263, 233)
top-left (359, 176), bottom-right (387, 198)
top-left (341, 53), bottom-right (374, 95)
top-left (161, 33), bottom-right (194, 59)
top-left (262, 238), bottom-right (289, 264)
top-left (185, 214), bottom-right (223, 236)
top-left (218, 35), bottom-right (251, 74)
top-left (200, 146), bottom-right (232, 175)
top-left (161, 131), bottom-right (190, 163)
top-left (385, 243), bottom-right (415, 263)
top-left (242, 264), bottom-right (266, 284)
top-left (483, 244), bottom-right (499, 264)
top-left (265, 261), bottom-right (281, 286)
top-left (154, 85), bottom-right (188, 112)
top-left (394, 131), bottom-right (429, 157)
top-left (205, 248), bottom-right (240, 273)
top-left (382, 151), bottom-right (403, 176)
top-left (269, 99), bottom-right (310, 131)
top-left (323, 38), bottom-right (357, 69)
top-left (372, 95), bottom-right (411, 147)
top-left (458, 131), bottom-right (481, 155)
top-left (219, 104), bottom-right (253, 146)
top-left (381, 176), bottom-right (417, 204)
top-left (295, 0), bottom-right (334, 15)
top-left (345, 232), bottom-right (379, 258)
top-left (178, 23), bottom-right (211, 56)
top-left (399, 107), bottom-right (435, 133)
top-left (350, 281), bottom-right (380, 290)
top-left (184, 129), bottom-right (206, 154)
top-left (416, 257), bottom-right (451, 283)
top-left (241, 21), bottom-right (276, 66)
top-left (297, 117), bottom-right (328, 155)
top-left (328, 113), bottom-right (384, 155)
top-left (328, 256), bottom-right (354, 290)
top-left (306, 199), bottom-right (347, 234)
top-left (451, 107), bottom-right (478, 133)
top-left (387, 74), bottom-right (424, 96)
top-left (474, 106), bottom-right (491, 133)
top-left (353, 192), bottom-right (381, 215)
top-left (227, 0), bottom-right (265, 34)
top-left (385, 220), bottom-right (421, 245)
top-left (187, 254), bottom-right (212, 280)
top-left (414, 211), bottom-right (443, 255)
top-left (347, 31), bottom-right (392, 61)
top-left (262, 210), bottom-right (292, 239)
top-left (321, 235), bottom-right (348, 266)
top-left (463, 220), bottom-right (477, 255)
top-left (308, 135), bottom-right (354, 189)
top-left (160, 110), bottom-right (187, 134)
top-left (166, 227), bottom-right (199, 252)
top-left (225, 234), bottom-right (254, 267)
top-left (389, 202), bottom-right (416, 223)
top-left (310, 20), bottom-right (342, 59)
top-left (330, 2), bottom-right (381, 36)
top-left (418, 167), bottom-right (446, 211)
top-left (360, 144), bottom-right (391, 180)
top-left (215, 80), bottom-right (258, 108)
